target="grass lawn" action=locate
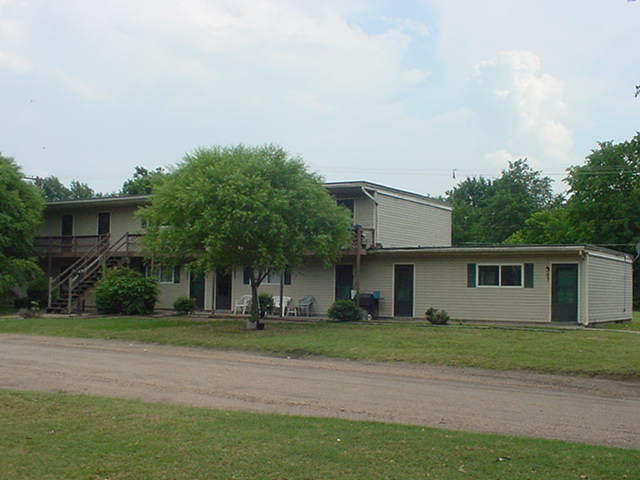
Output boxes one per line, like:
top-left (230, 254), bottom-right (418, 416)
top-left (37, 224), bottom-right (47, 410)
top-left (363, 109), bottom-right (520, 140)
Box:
top-left (1, 315), bottom-right (639, 377)
top-left (601, 311), bottom-right (640, 331)
top-left (1, 389), bottom-right (637, 480)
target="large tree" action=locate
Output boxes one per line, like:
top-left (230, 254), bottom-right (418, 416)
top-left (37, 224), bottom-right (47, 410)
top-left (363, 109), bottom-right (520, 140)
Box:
top-left (446, 159), bottom-right (557, 244)
top-left (121, 166), bottom-right (167, 195)
top-left (139, 144), bottom-right (352, 323)
top-left (34, 175), bottom-right (95, 201)
top-left (0, 155), bottom-right (44, 301)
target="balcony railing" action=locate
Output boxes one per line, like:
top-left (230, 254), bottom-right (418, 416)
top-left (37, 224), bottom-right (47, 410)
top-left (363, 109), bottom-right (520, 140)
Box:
top-left (35, 234), bottom-right (142, 257)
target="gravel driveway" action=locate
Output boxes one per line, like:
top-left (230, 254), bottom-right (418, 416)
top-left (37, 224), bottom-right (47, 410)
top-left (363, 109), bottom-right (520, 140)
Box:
top-left (1, 334), bottom-right (639, 449)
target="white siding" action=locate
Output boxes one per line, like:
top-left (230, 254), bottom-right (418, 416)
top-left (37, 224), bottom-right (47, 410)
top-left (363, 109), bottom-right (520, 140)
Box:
top-left (586, 253), bottom-right (633, 323)
top-left (376, 193), bottom-right (451, 248)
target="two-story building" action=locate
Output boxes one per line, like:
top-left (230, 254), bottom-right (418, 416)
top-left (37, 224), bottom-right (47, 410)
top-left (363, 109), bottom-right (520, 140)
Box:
top-left (36, 181), bottom-right (633, 325)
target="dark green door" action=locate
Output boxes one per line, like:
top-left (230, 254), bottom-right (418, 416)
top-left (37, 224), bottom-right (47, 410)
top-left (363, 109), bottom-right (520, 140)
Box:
top-left (335, 265), bottom-right (353, 300)
top-left (215, 270), bottom-right (231, 310)
top-left (394, 264), bottom-right (414, 317)
top-left (189, 272), bottom-right (205, 310)
top-left (97, 212), bottom-right (111, 236)
top-left (552, 264), bottom-right (578, 322)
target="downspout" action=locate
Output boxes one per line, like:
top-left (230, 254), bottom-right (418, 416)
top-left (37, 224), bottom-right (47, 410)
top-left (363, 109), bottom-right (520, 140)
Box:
top-left (360, 186), bottom-right (379, 245)
top-left (582, 250), bottom-right (589, 327)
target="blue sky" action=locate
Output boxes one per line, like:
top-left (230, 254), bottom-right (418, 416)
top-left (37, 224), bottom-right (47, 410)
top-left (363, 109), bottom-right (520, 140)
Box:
top-left (1, 0), bottom-right (638, 197)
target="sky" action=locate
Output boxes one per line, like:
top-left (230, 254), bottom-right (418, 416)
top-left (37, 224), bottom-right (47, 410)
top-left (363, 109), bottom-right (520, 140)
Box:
top-left (1, 0), bottom-right (638, 198)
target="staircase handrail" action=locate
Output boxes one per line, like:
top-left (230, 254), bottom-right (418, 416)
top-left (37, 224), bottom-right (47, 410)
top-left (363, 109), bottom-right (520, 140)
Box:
top-left (48, 232), bottom-right (136, 309)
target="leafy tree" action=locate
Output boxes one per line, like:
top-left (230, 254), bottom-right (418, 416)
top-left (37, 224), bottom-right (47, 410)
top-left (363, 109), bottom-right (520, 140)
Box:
top-left (68, 180), bottom-right (95, 199)
top-left (505, 207), bottom-right (575, 244)
top-left (139, 144), bottom-right (352, 324)
top-left (565, 133), bottom-right (640, 247)
top-left (446, 177), bottom-right (493, 245)
top-left (446, 159), bottom-right (557, 244)
top-left (121, 166), bottom-right (166, 195)
top-left (0, 154), bottom-right (44, 302)
top-left (34, 176), bottom-right (94, 201)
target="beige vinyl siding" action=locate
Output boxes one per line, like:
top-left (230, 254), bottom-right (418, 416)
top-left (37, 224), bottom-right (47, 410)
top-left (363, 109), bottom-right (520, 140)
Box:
top-left (230, 260), bottom-right (336, 316)
top-left (39, 205), bottom-right (143, 243)
top-left (376, 192), bottom-right (451, 248)
top-left (362, 252), bottom-right (590, 322)
top-left (153, 266), bottom-right (189, 310)
top-left (586, 254), bottom-right (633, 323)
top-left (354, 196), bottom-right (375, 229)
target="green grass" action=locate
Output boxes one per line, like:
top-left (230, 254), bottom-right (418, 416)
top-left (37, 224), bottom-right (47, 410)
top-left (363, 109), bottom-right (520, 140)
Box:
top-left (1, 315), bottom-right (639, 377)
top-left (600, 311), bottom-right (640, 331)
top-left (1, 389), bottom-right (637, 479)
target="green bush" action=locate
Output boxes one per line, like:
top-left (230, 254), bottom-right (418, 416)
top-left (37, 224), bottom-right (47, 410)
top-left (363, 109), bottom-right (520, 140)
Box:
top-left (328, 299), bottom-right (363, 322)
top-left (426, 307), bottom-right (450, 325)
top-left (258, 293), bottom-right (274, 317)
top-left (173, 296), bottom-right (197, 315)
top-left (95, 267), bottom-right (158, 315)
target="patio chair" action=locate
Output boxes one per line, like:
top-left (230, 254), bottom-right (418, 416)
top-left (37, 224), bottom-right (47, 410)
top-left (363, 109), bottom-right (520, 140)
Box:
top-left (232, 294), bottom-right (252, 314)
top-left (297, 295), bottom-right (315, 316)
top-left (273, 296), bottom-right (292, 316)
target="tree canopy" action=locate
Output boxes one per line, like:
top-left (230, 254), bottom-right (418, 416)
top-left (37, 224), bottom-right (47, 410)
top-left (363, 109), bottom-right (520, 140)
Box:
top-left (121, 166), bottom-right (167, 195)
top-left (139, 144), bottom-right (353, 322)
top-left (446, 159), bottom-right (556, 244)
top-left (0, 154), bottom-right (44, 300)
top-left (34, 175), bottom-right (95, 201)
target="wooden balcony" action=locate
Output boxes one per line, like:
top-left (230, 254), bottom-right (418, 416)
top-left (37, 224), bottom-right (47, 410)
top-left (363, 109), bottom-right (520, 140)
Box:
top-left (35, 234), bottom-right (142, 257)
top-left (342, 226), bottom-right (376, 256)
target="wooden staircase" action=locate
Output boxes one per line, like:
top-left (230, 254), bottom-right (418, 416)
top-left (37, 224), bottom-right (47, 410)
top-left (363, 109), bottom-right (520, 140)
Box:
top-left (47, 233), bottom-right (137, 314)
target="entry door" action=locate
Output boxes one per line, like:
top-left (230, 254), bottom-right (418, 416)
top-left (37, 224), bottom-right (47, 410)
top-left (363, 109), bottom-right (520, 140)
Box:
top-left (97, 212), bottom-right (111, 236)
top-left (189, 272), bottom-right (205, 310)
top-left (61, 214), bottom-right (73, 251)
top-left (335, 264), bottom-right (354, 300)
top-left (552, 264), bottom-right (578, 322)
top-left (215, 270), bottom-right (232, 310)
top-left (394, 264), bottom-right (414, 317)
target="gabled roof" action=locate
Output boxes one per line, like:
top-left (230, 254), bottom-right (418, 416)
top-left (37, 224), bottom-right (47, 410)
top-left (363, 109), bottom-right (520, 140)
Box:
top-left (324, 180), bottom-right (451, 210)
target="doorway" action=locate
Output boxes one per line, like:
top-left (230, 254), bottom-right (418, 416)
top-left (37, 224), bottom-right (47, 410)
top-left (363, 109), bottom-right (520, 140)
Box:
top-left (189, 271), bottom-right (205, 311)
top-left (97, 212), bottom-right (111, 236)
top-left (394, 264), bottom-right (414, 317)
top-left (552, 264), bottom-right (578, 322)
top-left (215, 270), bottom-right (232, 311)
top-left (335, 264), bottom-right (354, 300)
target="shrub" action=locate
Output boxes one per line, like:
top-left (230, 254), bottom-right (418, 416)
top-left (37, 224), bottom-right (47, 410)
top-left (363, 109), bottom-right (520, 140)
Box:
top-left (95, 267), bottom-right (158, 315)
top-left (173, 296), bottom-right (197, 315)
top-left (426, 307), bottom-right (450, 325)
top-left (258, 293), bottom-right (274, 317)
top-left (328, 299), bottom-right (363, 322)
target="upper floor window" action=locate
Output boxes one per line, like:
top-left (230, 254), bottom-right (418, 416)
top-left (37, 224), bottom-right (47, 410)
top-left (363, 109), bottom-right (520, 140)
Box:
top-left (337, 199), bottom-right (355, 218)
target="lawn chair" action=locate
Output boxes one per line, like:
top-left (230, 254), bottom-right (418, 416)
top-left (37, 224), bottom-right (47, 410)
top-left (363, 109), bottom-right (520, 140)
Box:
top-left (273, 296), bottom-right (292, 316)
top-left (297, 296), bottom-right (315, 316)
top-left (232, 294), bottom-right (252, 314)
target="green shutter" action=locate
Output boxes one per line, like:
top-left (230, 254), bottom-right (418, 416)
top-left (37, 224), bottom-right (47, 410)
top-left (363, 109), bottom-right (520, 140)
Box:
top-left (243, 267), bottom-right (251, 285)
top-left (467, 264), bottom-right (476, 288)
top-left (284, 268), bottom-right (292, 285)
top-left (524, 263), bottom-right (534, 288)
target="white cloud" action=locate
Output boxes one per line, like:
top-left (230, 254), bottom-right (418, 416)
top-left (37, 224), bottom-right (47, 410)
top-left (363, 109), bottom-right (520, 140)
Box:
top-left (474, 49), bottom-right (573, 165)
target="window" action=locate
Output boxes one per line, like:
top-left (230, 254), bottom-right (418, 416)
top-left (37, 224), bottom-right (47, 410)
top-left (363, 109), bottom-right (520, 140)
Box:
top-left (337, 199), bottom-right (355, 217)
top-left (243, 267), bottom-right (291, 285)
top-left (478, 264), bottom-right (522, 287)
top-left (148, 265), bottom-right (181, 284)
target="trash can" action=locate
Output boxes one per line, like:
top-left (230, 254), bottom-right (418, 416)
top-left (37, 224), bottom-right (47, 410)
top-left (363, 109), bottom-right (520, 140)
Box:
top-left (357, 293), bottom-right (379, 319)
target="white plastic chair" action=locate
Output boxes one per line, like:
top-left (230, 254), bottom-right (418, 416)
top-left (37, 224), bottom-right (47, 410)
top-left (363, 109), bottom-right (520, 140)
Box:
top-left (273, 296), bottom-right (292, 316)
top-left (232, 294), bottom-right (252, 314)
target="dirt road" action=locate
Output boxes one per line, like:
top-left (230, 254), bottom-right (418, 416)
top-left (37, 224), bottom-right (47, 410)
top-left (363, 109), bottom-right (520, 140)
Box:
top-left (1, 334), bottom-right (639, 449)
